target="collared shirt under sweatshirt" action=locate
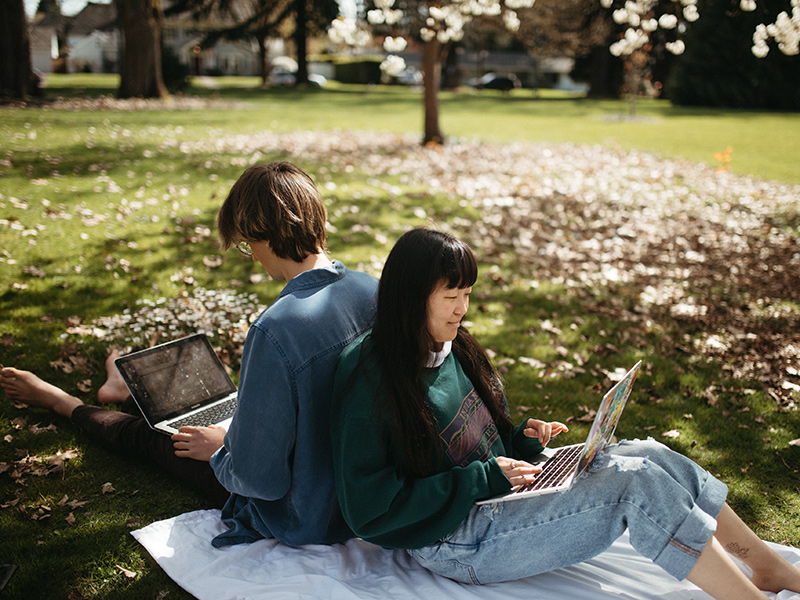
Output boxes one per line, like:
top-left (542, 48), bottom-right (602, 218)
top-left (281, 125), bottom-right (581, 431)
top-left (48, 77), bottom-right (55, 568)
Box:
top-left (331, 332), bottom-right (545, 550)
top-left (210, 261), bottom-right (378, 547)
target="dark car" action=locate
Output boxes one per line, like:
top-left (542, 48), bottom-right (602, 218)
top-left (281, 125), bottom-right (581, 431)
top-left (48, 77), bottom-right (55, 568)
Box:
top-left (467, 72), bottom-right (522, 92)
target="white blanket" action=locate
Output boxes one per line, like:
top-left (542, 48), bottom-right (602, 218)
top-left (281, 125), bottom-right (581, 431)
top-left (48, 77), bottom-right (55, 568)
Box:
top-left (132, 509), bottom-right (800, 600)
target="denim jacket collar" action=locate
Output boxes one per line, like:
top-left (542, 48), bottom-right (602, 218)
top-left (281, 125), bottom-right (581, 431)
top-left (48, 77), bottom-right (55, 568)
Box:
top-left (277, 260), bottom-right (346, 300)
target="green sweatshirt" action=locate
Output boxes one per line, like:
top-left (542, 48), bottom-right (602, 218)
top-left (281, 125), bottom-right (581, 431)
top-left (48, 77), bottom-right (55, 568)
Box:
top-left (331, 332), bottom-right (545, 550)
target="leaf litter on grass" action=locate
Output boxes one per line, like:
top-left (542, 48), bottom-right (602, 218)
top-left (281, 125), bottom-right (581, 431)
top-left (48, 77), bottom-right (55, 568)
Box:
top-left (3, 130), bottom-right (799, 409)
top-left (93, 130), bottom-right (800, 410)
top-left (2, 127), bottom-right (799, 596)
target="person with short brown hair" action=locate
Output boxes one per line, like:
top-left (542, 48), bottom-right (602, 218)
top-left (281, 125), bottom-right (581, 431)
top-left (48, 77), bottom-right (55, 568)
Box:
top-left (1, 161), bottom-right (378, 548)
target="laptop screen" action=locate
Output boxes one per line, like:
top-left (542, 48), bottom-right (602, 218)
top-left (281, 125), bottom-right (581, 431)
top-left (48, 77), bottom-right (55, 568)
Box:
top-left (115, 334), bottom-right (237, 423)
top-left (578, 360), bottom-right (641, 472)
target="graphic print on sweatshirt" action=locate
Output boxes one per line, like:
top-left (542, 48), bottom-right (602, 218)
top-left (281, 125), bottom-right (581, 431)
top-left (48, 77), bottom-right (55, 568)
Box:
top-left (440, 388), bottom-right (499, 466)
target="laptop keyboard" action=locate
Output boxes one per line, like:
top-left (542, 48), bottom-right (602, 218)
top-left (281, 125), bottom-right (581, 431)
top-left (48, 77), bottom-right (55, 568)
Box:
top-left (167, 397), bottom-right (238, 429)
top-left (512, 443), bottom-right (583, 495)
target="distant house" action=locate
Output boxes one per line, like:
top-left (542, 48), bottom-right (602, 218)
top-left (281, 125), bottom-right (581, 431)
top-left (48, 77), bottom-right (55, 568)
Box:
top-left (29, 20), bottom-right (58, 74)
top-left (27, 1), bottom-right (281, 77)
top-left (65, 2), bottom-right (119, 73)
top-left (28, 10), bottom-right (62, 74)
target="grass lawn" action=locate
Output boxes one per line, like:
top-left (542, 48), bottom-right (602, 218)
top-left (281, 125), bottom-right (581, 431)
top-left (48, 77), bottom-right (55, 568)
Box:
top-left (1, 75), bottom-right (799, 598)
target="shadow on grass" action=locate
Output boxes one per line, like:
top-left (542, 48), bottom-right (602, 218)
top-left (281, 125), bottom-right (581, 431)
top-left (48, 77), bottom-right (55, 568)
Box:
top-left (475, 281), bottom-right (800, 544)
top-left (0, 424), bottom-right (207, 599)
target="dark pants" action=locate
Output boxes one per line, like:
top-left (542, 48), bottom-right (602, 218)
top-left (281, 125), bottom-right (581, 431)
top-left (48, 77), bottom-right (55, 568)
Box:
top-left (71, 399), bottom-right (230, 508)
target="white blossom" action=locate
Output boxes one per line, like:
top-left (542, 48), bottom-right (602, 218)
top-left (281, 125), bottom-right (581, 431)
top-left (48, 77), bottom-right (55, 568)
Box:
top-left (740, 0), bottom-right (757, 11)
top-left (367, 9), bottom-right (385, 24)
top-left (641, 18), bottom-right (658, 32)
top-left (753, 1), bottom-right (800, 57)
top-left (383, 36), bottom-right (408, 53)
top-left (380, 54), bottom-right (406, 77)
top-left (683, 5), bottom-right (699, 22)
top-left (384, 9), bottom-right (404, 25)
top-left (504, 0), bottom-right (535, 9)
top-left (666, 39), bottom-right (686, 54)
top-left (658, 13), bottom-right (678, 29)
top-left (752, 41), bottom-right (770, 57)
top-left (328, 18), bottom-right (371, 47)
top-left (429, 6), bottom-right (446, 20)
top-left (503, 9), bottom-right (521, 31)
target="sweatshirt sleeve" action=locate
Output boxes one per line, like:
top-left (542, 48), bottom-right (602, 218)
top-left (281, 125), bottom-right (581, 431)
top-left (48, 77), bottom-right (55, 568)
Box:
top-left (511, 422), bottom-right (545, 461)
top-left (331, 347), bottom-right (512, 550)
top-left (211, 325), bottom-right (295, 501)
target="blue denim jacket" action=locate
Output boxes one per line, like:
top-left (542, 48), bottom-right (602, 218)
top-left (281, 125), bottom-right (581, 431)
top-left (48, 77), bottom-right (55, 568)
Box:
top-left (210, 261), bottom-right (378, 547)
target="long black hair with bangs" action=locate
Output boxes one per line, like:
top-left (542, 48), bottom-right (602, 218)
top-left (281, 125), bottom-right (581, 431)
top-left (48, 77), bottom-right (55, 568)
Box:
top-left (369, 228), bottom-right (514, 477)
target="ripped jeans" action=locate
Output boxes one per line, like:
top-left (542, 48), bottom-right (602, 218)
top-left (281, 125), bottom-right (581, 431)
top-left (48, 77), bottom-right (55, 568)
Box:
top-left (408, 438), bottom-right (728, 585)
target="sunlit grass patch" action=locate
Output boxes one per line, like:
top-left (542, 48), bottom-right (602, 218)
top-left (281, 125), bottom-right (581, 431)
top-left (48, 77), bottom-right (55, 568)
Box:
top-left (1, 81), bottom-right (799, 598)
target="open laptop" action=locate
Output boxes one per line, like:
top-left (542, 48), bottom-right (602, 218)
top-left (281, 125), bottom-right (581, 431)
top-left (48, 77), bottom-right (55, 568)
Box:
top-left (114, 333), bottom-right (238, 435)
top-left (477, 360), bottom-right (642, 505)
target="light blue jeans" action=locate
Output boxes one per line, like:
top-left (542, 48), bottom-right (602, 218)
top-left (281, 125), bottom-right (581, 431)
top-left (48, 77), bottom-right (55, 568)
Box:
top-left (408, 438), bottom-right (728, 584)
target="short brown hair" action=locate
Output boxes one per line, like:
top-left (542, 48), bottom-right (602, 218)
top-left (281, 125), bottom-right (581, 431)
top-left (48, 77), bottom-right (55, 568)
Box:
top-left (217, 162), bottom-right (327, 262)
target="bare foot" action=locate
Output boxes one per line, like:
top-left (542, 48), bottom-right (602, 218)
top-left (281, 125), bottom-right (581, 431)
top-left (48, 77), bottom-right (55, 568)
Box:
top-left (97, 349), bottom-right (129, 404)
top-left (751, 553), bottom-right (800, 594)
top-left (0, 367), bottom-right (83, 418)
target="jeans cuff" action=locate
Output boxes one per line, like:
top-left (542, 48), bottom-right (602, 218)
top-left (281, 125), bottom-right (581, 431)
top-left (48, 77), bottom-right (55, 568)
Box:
top-left (695, 471), bottom-right (728, 519)
top-left (653, 473), bottom-right (727, 581)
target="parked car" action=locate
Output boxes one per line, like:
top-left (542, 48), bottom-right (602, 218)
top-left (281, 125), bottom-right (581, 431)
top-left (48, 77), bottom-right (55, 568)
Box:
top-left (391, 67), bottom-right (423, 86)
top-left (268, 67), bottom-right (327, 88)
top-left (466, 72), bottom-right (521, 92)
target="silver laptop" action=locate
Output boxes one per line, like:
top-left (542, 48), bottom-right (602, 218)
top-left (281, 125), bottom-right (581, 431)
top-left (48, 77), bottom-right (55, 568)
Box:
top-left (114, 334), bottom-right (238, 435)
top-left (477, 360), bottom-right (641, 505)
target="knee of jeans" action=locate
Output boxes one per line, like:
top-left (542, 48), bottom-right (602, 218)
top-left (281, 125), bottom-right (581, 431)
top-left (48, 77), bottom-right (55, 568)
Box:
top-left (616, 437), bottom-right (671, 458)
top-left (590, 448), bottom-right (650, 477)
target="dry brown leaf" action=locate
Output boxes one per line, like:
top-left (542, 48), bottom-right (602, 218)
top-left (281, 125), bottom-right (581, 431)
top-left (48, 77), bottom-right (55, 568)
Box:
top-left (126, 517), bottom-right (141, 528)
top-left (65, 512), bottom-right (76, 525)
top-left (29, 423), bottom-right (57, 434)
top-left (101, 482), bottom-right (116, 494)
top-left (115, 565), bottom-right (137, 579)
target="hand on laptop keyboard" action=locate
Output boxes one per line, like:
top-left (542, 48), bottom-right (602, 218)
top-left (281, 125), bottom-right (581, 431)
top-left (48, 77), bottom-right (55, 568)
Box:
top-left (496, 456), bottom-right (542, 489)
top-left (171, 425), bottom-right (227, 462)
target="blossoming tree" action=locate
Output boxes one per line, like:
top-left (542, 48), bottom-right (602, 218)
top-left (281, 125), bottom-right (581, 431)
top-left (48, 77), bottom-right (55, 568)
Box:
top-left (597, 0), bottom-right (698, 115)
top-left (747, 0), bottom-right (800, 56)
top-left (329, 0), bottom-right (538, 144)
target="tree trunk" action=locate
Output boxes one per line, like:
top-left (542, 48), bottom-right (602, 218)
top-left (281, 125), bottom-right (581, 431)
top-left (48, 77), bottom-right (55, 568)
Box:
top-left (422, 39), bottom-right (444, 145)
top-left (257, 37), bottom-right (269, 88)
top-left (0, 0), bottom-right (33, 101)
top-left (116, 0), bottom-right (169, 99)
top-left (583, 45), bottom-right (623, 99)
top-left (294, 0), bottom-right (308, 85)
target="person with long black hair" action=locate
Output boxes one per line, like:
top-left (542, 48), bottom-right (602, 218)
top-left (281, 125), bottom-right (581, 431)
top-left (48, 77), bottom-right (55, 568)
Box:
top-left (331, 227), bottom-right (800, 600)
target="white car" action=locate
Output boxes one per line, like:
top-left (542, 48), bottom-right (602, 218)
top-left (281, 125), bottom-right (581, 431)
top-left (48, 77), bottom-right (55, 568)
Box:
top-left (269, 68), bottom-right (327, 88)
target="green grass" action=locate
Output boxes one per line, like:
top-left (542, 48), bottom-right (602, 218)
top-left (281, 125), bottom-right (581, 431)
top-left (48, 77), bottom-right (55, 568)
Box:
top-left (1, 75), bottom-right (799, 598)
top-left (35, 73), bottom-right (800, 184)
